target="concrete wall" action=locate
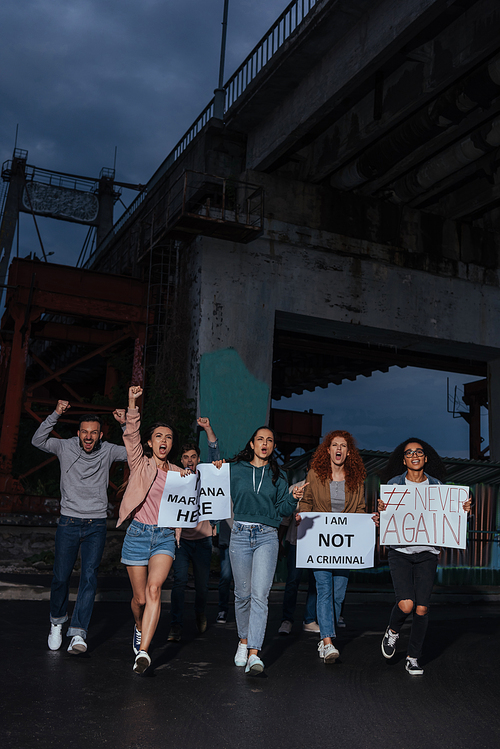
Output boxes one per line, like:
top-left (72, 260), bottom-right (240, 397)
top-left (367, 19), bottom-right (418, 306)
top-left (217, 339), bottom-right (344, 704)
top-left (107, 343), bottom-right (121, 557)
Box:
top-left (187, 205), bottom-right (500, 457)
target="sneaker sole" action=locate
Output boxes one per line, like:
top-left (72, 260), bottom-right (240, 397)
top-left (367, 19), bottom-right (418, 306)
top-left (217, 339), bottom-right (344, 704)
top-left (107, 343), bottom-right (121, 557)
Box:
top-left (406, 666), bottom-right (424, 676)
top-left (68, 644), bottom-right (87, 654)
top-left (133, 656), bottom-right (150, 674)
top-left (324, 651), bottom-right (340, 663)
top-left (246, 663), bottom-right (264, 674)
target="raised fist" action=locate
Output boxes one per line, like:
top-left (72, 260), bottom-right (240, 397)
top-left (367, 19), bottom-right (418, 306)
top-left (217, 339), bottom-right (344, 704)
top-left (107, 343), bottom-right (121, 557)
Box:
top-left (56, 400), bottom-right (70, 415)
top-left (113, 409), bottom-right (126, 424)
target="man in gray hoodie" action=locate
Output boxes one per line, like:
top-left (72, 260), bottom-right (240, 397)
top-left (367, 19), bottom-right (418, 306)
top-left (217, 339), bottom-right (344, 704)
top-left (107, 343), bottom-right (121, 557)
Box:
top-left (32, 400), bottom-right (127, 654)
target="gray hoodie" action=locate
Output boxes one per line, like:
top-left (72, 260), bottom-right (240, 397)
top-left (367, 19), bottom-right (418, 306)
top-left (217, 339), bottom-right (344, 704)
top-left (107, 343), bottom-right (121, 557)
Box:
top-left (31, 410), bottom-right (127, 519)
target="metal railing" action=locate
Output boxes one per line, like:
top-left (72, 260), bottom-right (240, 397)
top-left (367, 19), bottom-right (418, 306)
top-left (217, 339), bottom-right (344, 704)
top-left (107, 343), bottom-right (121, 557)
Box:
top-left (225, 0), bottom-right (318, 109)
top-left (87, 0), bottom-right (319, 265)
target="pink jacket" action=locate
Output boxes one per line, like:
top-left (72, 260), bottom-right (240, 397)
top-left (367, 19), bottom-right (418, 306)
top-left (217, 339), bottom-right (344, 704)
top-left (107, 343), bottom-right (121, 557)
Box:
top-left (116, 407), bottom-right (182, 527)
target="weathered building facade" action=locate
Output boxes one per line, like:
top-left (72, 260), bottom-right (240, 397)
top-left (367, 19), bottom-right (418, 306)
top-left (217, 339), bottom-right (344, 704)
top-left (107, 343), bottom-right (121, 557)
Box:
top-left (87, 0), bottom-right (500, 460)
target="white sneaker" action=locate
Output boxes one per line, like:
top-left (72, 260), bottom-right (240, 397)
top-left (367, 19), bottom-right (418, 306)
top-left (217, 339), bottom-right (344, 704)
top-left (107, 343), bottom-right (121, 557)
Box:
top-left (303, 621), bottom-right (320, 633)
top-left (278, 620), bottom-right (292, 635)
top-left (133, 650), bottom-right (151, 674)
top-left (234, 641), bottom-right (248, 667)
top-left (48, 623), bottom-right (63, 650)
top-left (67, 635), bottom-right (87, 654)
top-left (318, 640), bottom-right (325, 659)
top-left (323, 643), bottom-right (340, 662)
top-left (245, 654), bottom-right (264, 674)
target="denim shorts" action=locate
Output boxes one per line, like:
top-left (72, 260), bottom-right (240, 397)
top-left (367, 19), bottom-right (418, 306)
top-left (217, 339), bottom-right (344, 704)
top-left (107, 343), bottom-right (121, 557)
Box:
top-left (121, 520), bottom-right (176, 566)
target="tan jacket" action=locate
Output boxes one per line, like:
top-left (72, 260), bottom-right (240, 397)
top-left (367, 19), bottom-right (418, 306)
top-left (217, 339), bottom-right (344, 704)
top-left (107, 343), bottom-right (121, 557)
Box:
top-left (299, 469), bottom-right (365, 514)
top-left (117, 408), bottom-right (182, 527)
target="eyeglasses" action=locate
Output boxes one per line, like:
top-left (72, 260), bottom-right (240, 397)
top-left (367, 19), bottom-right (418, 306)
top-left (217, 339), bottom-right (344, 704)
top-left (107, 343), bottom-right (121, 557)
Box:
top-left (404, 449), bottom-right (425, 457)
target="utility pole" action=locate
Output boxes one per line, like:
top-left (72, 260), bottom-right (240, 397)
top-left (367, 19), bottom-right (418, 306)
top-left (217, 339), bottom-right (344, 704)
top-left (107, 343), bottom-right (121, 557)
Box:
top-left (213, 0), bottom-right (229, 120)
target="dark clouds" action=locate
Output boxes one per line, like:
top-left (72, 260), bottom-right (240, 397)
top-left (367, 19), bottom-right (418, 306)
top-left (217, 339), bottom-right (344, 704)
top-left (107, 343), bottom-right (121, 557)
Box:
top-left (0, 0), bottom-right (288, 264)
top-left (1, 0), bottom-right (287, 192)
top-left (0, 2), bottom-right (484, 455)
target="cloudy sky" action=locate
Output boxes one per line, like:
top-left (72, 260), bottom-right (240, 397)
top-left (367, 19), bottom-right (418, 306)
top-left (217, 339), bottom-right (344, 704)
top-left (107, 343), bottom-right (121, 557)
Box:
top-left (0, 0), bottom-right (486, 459)
top-left (0, 0), bottom-right (288, 264)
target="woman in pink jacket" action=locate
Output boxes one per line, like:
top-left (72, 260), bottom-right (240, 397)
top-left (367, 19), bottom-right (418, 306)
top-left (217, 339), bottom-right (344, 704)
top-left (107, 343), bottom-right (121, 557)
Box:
top-left (118, 385), bottom-right (183, 674)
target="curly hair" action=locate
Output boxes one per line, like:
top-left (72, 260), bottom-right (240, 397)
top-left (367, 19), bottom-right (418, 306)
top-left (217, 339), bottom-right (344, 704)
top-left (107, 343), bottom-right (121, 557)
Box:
top-left (310, 430), bottom-right (366, 492)
top-left (379, 437), bottom-right (447, 484)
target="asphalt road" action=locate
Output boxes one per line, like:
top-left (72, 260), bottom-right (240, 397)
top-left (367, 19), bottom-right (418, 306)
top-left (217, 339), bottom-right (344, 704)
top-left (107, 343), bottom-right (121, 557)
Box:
top-left (2, 597), bottom-right (500, 749)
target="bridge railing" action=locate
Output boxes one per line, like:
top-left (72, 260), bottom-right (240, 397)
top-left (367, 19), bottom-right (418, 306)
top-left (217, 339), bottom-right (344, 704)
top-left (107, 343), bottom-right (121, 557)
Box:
top-left (87, 0), bottom-right (318, 265)
top-left (225, 0), bottom-right (318, 109)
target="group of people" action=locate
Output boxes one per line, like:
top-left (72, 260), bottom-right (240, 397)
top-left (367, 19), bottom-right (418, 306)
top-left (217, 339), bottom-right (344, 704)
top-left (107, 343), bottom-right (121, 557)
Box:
top-left (32, 388), bottom-right (471, 676)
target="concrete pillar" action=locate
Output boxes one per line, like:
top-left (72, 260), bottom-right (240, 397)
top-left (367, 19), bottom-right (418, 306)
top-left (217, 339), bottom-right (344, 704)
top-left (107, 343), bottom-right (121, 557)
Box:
top-left (192, 237), bottom-right (275, 460)
top-left (488, 359), bottom-right (500, 461)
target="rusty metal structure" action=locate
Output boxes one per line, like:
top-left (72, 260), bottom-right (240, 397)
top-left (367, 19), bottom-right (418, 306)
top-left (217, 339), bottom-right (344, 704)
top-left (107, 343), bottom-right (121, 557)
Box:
top-left (0, 258), bottom-right (149, 513)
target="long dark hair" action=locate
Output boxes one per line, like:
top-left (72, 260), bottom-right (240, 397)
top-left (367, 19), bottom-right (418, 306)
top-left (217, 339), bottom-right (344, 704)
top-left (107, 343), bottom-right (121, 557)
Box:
top-left (230, 425), bottom-right (283, 486)
top-left (380, 437), bottom-right (447, 484)
top-left (141, 421), bottom-right (179, 461)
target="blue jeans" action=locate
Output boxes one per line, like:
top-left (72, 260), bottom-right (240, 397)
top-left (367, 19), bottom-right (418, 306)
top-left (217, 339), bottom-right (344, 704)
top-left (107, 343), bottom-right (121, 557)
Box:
top-left (313, 569), bottom-right (350, 640)
top-left (282, 542), bottom-right (317, 624)
top-left (229, 521), bottom-right (278, 651)
top-left (50, 516), bottom-right (107, 638)
top-left (170, 536), bottom-right (212, 626)
top-left (218, 544), bottom-right (233, 613)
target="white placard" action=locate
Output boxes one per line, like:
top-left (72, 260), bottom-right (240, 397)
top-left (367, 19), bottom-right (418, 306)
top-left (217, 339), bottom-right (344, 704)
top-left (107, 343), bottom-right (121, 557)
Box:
top-left (157, 471), bottom-right (200, 528)
top-left (379, 484), bottom-right (469, 550)
top-left (197, 462), bottom-right (231, 521)
top-left (296, 513), bottom-right (376, 569)
top-left (157, 463), bottom-right (232, 528)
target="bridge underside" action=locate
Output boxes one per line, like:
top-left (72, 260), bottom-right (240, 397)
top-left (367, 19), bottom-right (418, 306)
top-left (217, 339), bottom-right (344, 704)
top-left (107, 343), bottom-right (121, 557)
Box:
top-left (83, 0), bottom-right (500, 462)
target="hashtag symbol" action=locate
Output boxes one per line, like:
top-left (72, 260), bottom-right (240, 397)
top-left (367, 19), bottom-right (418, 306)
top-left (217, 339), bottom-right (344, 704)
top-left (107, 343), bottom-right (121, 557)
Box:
top-left (384, 487), bottom-right (409, 510)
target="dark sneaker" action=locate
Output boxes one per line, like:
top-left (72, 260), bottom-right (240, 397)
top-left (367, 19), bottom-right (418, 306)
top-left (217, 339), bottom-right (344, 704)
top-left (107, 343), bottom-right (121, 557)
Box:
top-left (381, 627), bottom-right (399, 659)
top-left (133, 625), bottom-right (141, 655)
top-left (216, 611), bottom-right (227, 624)
top-left (196, 613), bottom-right (207, 633)
top-left (405, 657), bottom-right (424, 676)
top-left (278, 620), bottom-right (292, 635)
top-left (167, 624), bottom-right (182, 642)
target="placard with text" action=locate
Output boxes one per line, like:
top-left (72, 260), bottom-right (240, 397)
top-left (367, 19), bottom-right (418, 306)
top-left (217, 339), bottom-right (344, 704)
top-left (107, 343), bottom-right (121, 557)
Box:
top-left (379, 484), bottom-right (468, 549)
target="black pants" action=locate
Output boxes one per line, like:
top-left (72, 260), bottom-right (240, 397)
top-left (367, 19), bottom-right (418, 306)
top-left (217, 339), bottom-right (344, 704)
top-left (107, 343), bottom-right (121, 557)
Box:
top-left (387, 549), bottom-right (438, 659)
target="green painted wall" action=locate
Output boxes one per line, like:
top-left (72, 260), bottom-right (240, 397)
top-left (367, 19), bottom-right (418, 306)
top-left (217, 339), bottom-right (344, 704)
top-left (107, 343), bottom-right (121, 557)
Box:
top-left (199, 348), bottom-right (269, 461)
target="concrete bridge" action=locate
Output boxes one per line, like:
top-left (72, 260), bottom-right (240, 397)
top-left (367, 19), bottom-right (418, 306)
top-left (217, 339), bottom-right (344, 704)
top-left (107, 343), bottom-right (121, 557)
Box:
top-left (87, 0), bottom-right (500, 459)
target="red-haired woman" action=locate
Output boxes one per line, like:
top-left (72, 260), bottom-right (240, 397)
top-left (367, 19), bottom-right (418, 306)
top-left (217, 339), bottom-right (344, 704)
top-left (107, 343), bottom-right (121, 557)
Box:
top-left (298, 431), bottom-right (366, 662)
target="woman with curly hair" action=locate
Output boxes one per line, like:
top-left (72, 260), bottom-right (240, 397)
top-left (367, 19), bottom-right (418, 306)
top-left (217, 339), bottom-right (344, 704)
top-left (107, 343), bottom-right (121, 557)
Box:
top-left (379, 438), bottom-right (471, 676)
top-left (298, 430), bottom-right (366, 663)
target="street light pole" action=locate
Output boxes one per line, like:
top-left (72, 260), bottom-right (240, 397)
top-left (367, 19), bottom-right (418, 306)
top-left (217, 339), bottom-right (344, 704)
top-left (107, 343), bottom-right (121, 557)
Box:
top-left (213, 0), bottom-right (229, 120)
